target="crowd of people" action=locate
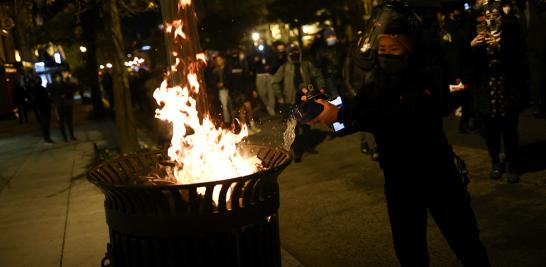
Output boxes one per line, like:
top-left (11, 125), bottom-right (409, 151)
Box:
top-left (304, 0), bottom-right (546, 265)
top-left (201, 0), bottom-right (546, 171)
top-left (13, 73), bottom-right (77, 144)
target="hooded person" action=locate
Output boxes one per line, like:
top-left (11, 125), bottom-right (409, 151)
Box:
top-left (307, 1), bottom-right (491, 265)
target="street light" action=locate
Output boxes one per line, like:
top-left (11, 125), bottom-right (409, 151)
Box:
top-left (99, 65), bottom-right (105, 69)
top-left (15, 50), bottom-right (21, 62)
top-left (79, 46), bottom-right (87, 53)
top-left (106, 63), bottom-right (113, 68)
top-left (251, 32), bottom-right (260, 42)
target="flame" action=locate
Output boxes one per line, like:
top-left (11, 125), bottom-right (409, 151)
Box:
top-left (165, 19), bottom-right (186, 39)
top-left (178, 0), bottom-right (192, 10)
top-left (153, 5), bottom-right (262, 189)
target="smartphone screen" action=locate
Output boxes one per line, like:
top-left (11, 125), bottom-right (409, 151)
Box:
top-left (328, 96), bottom-right (346, 132)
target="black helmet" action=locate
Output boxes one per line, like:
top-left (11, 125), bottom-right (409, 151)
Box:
top-left (359, 0), bottom-right (421, 54)
top-left (354, 1), bottom-right (421, 71)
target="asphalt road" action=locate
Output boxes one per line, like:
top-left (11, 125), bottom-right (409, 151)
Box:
top-left (252, 110), bottom-right (546, 267)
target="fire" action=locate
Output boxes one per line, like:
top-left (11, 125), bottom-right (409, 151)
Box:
top-left (153, 2), bottom-right (262, 188)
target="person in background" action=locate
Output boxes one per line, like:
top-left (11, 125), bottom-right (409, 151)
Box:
top-left (30, 75), bottom-right (53, 144)
top-left (251, 48), bottom-right (276, 117)
top-left (272, 43), bottom-right (326, 162)
top-left (210, 55), bottom-right (234, 126)
top-left (226, 50), bottom-right (261, 135)
top-left (441, 4), bottom-right (478, 133)
top-left (315, 28), bottom-right (347, 98)
top-left (309, 2), bottom-right (490, 265)
top-left (270, 41), bottom-right (288, 75)
top-left (13, 75), bottom-right (30, 123)
top-left (50, 73), bottom-right (77, 142)
top-left (470, 0), bottom-right (525, 183)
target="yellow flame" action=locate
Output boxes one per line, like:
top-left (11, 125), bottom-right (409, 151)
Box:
top-left (165, 19), bottom-right (186, 39)
top-left (154, 1), bottom-right (262, 196)
top-left (153, 75), bottom-right (261, 185)
top-left (179, 0), bottom-right (192, 10)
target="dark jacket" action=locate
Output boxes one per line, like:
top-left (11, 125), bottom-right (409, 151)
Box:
top-left (337, 67), bottom-right (459, 185)
top-left (225, 56), bottom-right (252, 98)
top-left (272, 59), bottom-right (326, 105)
top-left (315, 43), bottom-right (346, 78)
top-left (50, 81), bottom-right (75, 108)
top-left (471, 16), bottom-right (525, 115)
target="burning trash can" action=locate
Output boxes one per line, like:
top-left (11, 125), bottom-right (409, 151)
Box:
top-left (88, 144), bottom-right (291, 267)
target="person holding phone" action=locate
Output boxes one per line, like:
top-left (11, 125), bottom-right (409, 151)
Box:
top-left (309, 1), bottom-right (490, 266)
top-left (470, 0), bottom-right (524, 183)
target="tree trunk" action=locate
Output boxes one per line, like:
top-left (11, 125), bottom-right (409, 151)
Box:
top-left (159, 0), bottom-right (208, 116)
top-left (81, 5), bottom-right (104, 117)
top-left (13, 0), bottom-right (34, 62)
top-left (102, 0), bottom-right (139, 153)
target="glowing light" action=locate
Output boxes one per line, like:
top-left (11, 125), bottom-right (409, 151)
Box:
top-left (34, 62), bottom-right (45, 73)
top-left (251, 32), bottom-right (260, 41)
top-left (79, 46), bottom-right (87, 53)
top-left (15, 50), bottom-right (21, 62)
top-left (99, 65), bottom-right (105, 69)
top-left (141, 45), bottom-right (151, 51)
top-left (258, 44), bottom-right (264, 51)
top-left (106, 63), bottom-right (113, 68)
top-left (53, 52), bottom-right (62, 64)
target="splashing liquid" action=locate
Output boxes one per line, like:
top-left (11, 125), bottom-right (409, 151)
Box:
top-left (282, 116), bottom-right (297, 151)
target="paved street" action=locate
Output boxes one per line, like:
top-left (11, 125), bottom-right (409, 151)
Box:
top-left (0, 106), bottom-right (545, 267)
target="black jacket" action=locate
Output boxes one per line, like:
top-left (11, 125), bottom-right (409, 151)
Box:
top-left (337, 67), bottom-right (458, 183)
top-left (471, 16), bottom-right (525, 115)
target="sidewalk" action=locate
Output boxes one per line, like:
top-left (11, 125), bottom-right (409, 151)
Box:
top-left (0, 119), bottom-right (303, 267)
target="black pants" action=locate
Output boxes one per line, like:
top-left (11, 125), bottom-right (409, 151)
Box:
top-left (36, 107), bottom-right (51, 141)
top-left (384, 165), bottom-right (490, 267)
top-left (16, 104), bottom-right (29, 123)
top-left (58, 106), bottom-right (74, 140)
top-left (481, 113), bottom-right (519, 164)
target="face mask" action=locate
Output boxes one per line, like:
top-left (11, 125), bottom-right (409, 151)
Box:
top-left (502, 6), bottom-right (511, 15)
top-left (378, 54), bottom-right (408, 76)
top-left (326, 38), bottom-right (337, 46)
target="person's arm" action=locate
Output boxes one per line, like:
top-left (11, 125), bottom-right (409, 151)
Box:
top-left (310, 79), bottom-right (375, 134)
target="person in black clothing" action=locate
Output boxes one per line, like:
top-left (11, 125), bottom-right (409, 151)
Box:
top-left (441, 4), bottom-right (478, 133)
top-left (13, 77), bottom-right (30, 123)
top-left (470, 1), bottom-right (524, 183)
top-left (50, 74), bottom-right (77, 142)
top-left (225, 50), bottom-right (260, 134)
top-left (270, 41), bottom-right (288, 75)
top-left (272, 43), bottom-right (326, 162)
top-left (309, 2), bottom-right (490, 266)
top-left (29, 75), bottom-right (53, 143)
top-left (315, 28), bottom-right (347, 98)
